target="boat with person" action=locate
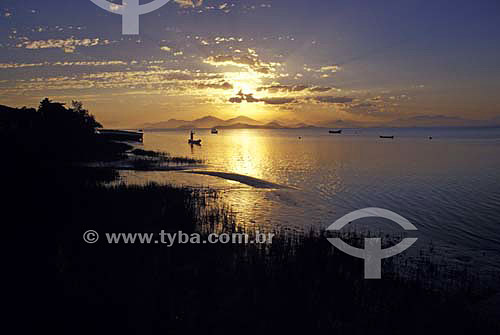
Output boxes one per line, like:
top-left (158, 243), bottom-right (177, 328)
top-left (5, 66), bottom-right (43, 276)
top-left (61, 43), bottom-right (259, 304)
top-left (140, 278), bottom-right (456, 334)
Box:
top-left (211, 128), bottom-right (218, 134)
top-left (188, 129), bottom-right (202, 145)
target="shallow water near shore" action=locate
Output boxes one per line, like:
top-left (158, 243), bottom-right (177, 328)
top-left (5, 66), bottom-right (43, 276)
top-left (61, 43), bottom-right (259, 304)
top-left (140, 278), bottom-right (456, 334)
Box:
top-left (118, 127), bottom-right (500, 278)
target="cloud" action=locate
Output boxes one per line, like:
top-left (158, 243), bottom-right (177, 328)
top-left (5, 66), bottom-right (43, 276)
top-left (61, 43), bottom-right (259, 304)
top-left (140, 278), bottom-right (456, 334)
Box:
top-left (260, 97), bottom-right (296, 105)
top-left (343, 103), bottom-right (380, 116)
top-left (0, 68), bottom-right (227, 95)
top-left (204, 54), bottom-right (277, 74)
top-left (309, 86), bottom-right (335, 92)
top-left (304, 65), bottom-right (341, 73)
top-left (174, 0), bottom-right (204, 8)
top-left (81, 69), bottom-right (221, 83)
top-left (313, 96), bottom-right (353, 104)
top-left (320, 65), bottom-right (341, 73)
top-left (196, 81), bottom-right (233, 90)
top-left (229, 96), bottom-right (243, 103)
top-left (227, 90), bottom-right (296, 105)
top-left (0, 62), bottom-right (46, 69)
top-left (228, 88), bottom-right (345, 106)
top-left (257, 84), bottom-right (335, 93)
top-left (16, 37), bottom-right (111, 53)
top-left (0, 60), bottom-right (175, 70)
top-left (303, 64), bottom-right (342, 78)
top-left (257, 84), bottom-right (308, 92)
top-left (352, 102), bottom-right (375, 108)
top-left (245, 94), bottom-right (260, 103)
top-left (214, 36), bottom-right (244, 43)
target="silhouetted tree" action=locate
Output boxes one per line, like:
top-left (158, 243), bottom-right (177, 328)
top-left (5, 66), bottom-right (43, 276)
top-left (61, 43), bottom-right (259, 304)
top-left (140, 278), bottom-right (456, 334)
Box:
top-left (2, 98), bottom-right (128, 162)
top-left (36, 98), bottom-right (102, 139)
top-left (70, 100), bottom-right (102, 130)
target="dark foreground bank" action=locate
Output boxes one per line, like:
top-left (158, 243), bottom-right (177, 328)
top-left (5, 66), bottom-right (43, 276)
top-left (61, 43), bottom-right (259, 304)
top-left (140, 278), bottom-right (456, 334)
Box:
top-left (6, 174), bottom-right (500, 334)
top-left (3, 100), bottom-right (499, 334)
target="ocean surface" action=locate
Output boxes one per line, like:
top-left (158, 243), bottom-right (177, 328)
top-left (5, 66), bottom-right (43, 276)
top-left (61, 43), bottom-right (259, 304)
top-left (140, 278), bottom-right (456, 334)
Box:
top-left (119, 127), bottom-right (500, 276)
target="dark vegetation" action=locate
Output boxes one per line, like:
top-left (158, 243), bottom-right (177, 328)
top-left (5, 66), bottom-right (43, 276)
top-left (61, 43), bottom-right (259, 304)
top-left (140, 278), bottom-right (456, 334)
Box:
top-left (1, 99), bottom-right (131, 163)
top-left (2, 100), bottom-right (499, 334)
top-left (131, 148), bottom-right (203, 165)
top-left (1, 99), bottom-right (196, 169)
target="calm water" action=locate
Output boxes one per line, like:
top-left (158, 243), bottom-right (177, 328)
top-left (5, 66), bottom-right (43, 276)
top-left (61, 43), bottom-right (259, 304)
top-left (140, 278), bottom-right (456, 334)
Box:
top-left (120, 127), bottom-right (500, 274)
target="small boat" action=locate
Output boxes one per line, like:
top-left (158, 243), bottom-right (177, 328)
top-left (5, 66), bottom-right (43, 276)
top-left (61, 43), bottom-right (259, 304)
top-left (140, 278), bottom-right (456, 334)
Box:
top-left (329, 130), bottom-right (342, 134)
top-left (188, 129), bottom-right (202, 145)
top-left (188, 139), bottom-right (202, 145)
top-left (97, 129), bottom-right (143, 142)
top-left (211, 128), bottom-right (218, 134)
top-left (379, 135), bottom-right (394, 139)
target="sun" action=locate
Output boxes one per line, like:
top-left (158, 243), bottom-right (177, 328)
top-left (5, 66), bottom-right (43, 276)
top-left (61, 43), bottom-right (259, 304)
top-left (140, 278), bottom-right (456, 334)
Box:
top-left (224, 71), bottom-right (263, 94)
top-left (219, 70), bottom-right (275, 118)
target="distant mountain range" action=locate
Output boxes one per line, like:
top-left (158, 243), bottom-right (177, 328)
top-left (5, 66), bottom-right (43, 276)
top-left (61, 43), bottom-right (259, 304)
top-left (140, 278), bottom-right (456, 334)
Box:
top-left (383, 115), bottom-right (490, 128)
top-left (141, 114), bottom-right (500, 130)
top-left (141, 115), bottom-right (317, 130)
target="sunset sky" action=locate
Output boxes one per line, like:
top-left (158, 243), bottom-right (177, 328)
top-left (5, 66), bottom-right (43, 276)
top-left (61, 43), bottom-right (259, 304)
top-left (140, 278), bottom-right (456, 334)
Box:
top-left (1, 0), bottom-right (499, 127)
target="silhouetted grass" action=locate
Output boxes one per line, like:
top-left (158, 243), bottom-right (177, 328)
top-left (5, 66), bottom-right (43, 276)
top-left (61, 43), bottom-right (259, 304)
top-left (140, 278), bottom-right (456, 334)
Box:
top-left (165, 156), bottom-right (202, 164)
top-left (5, 166), bottom-right (499, 334)
top-left (3, 155), bottom-right (498, 334)
top-left (131, 148), bottom-right (166, 158)
top-left (130, 148), bottom-right (203, 168)
top-left (16, 180), bottom-right (494, 335)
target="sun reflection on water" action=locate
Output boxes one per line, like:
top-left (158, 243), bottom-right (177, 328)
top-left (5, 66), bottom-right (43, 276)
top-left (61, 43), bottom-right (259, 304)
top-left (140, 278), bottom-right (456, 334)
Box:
top-left (221, 129), bottom-right (267, 179)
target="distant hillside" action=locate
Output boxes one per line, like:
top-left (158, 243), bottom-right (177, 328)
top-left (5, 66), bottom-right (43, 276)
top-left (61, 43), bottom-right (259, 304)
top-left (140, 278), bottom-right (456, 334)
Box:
top-left (222, 116), bottom-right (262, 126)
top-left (291, 123), bottom-right (318, 129)
top-left (142, 115), bottom-right (225, 129)
top-left (318, 119), bottom-right (367, 129)
top-left (143, 115), bottom-right (264, 129)
top-left (215, 121), bottom-right (292, 129)
top-left (141, 114), bottom-right (500, 130)
top-left (215, 123), bottom-right (261, 129)
top-left (383, 115), bottom-right (488, 128)
top-left (264, 121), bottom-right (284, 129)
top-left (318, 115), bottom-right (500, 128)
top-left (142, 115), bottom-right (326, 129)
